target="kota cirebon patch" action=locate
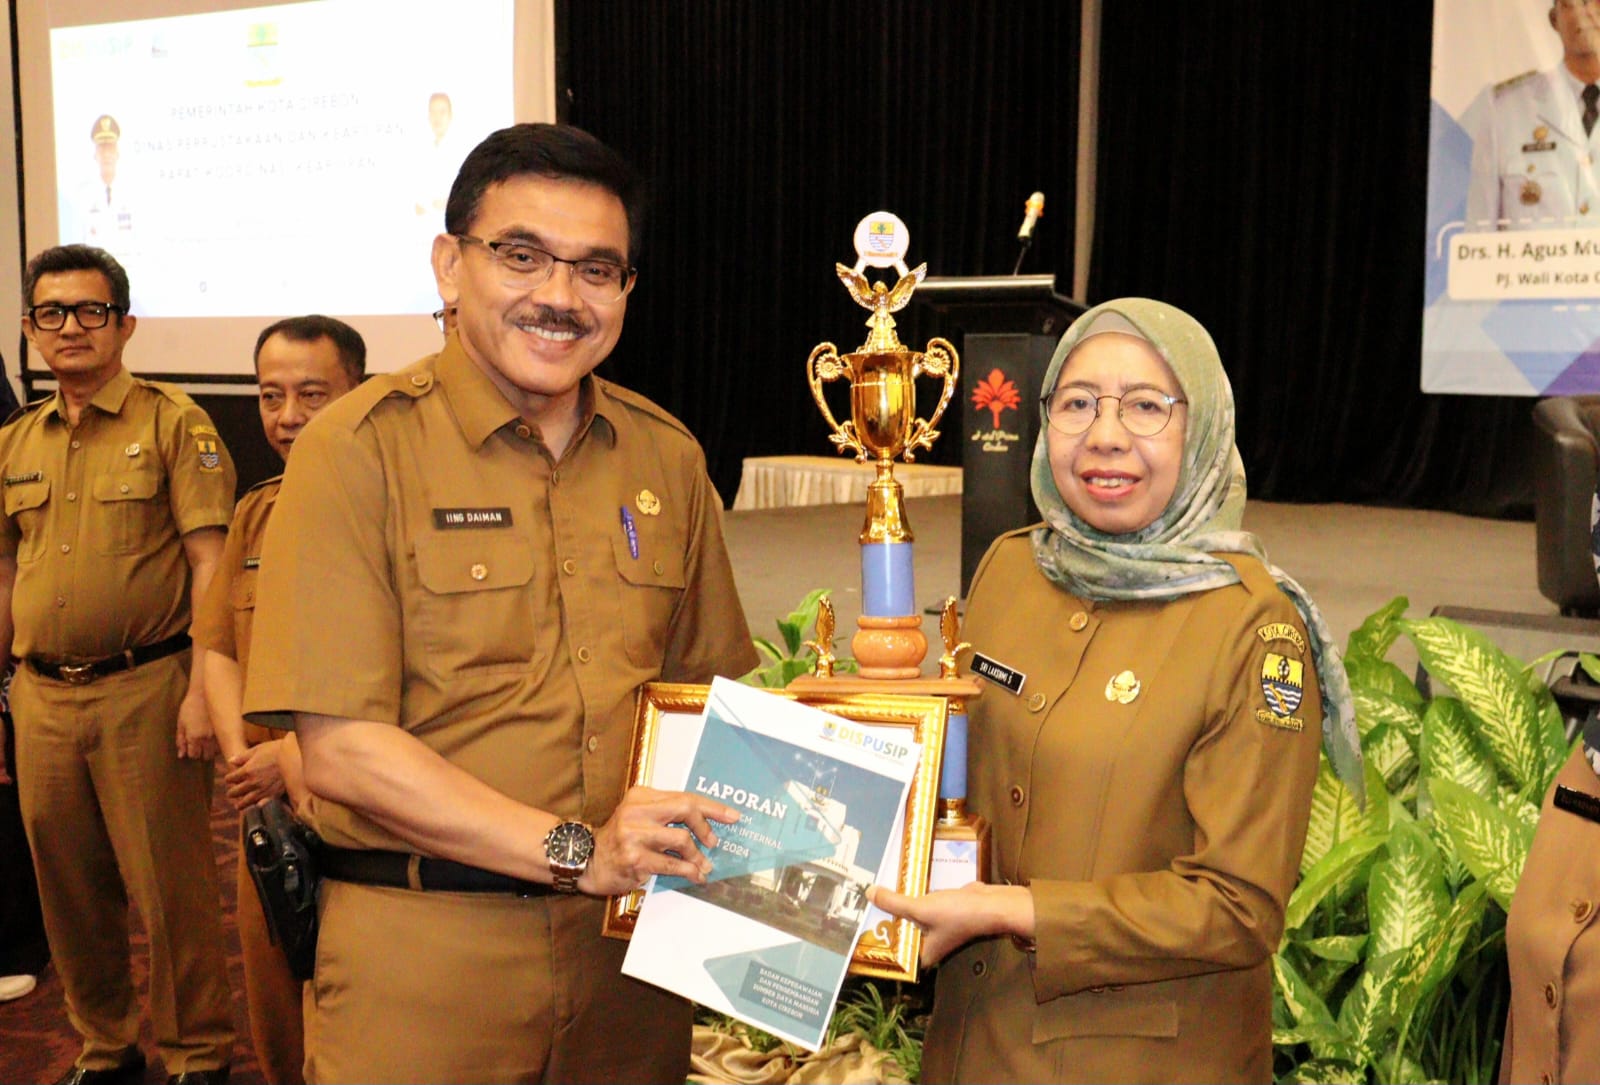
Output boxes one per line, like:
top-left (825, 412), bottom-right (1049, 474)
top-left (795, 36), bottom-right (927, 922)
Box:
top-left (1255, 623), bottom-right (1307, 733)
top-left (195, 436), bottom-right (223, 472)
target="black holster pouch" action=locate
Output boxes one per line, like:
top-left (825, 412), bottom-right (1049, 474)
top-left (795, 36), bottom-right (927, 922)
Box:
top-left (242, 797), bottom-right (321, 981)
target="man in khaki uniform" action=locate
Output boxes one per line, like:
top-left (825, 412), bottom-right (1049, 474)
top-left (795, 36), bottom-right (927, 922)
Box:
top-left (191, 315), bottom-right (366, 1085)
top-left (1501, 742), bottom-right (1600, 1085)
top-left (0, 244), bottom-right (235, 1085)
top-left (243, 124), bottom-right (757, 1084)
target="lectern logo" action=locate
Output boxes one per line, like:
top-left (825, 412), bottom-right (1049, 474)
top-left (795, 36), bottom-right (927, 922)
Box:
top-left (969, 368), bottom-right (1023, 454)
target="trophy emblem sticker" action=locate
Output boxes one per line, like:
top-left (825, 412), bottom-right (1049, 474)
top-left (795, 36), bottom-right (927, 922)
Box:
top-left (851, 211), bottom-right (912, 276)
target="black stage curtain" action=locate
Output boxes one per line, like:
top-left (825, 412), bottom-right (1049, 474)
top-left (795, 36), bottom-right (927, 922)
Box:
top-left (559, 1), bottom-right (1082, 504)
top-left (562, 1), bottom-right (1529, 517)
top-left (1092, 1), bottom-right (1531, 516)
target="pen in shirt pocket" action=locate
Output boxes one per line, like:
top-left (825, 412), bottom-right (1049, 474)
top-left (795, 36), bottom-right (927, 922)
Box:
top-left (620, 506), bottom-right (639, 559)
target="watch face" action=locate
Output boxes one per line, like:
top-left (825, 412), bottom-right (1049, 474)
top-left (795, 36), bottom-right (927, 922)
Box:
top-left (549, 822), bottom-right (595, 866)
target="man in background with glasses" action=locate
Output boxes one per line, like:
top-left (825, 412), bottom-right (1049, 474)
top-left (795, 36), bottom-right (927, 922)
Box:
top-left (0, 244), bottom-right (236, 1085)
top-left (244, 124), bottom-right (756, 1083)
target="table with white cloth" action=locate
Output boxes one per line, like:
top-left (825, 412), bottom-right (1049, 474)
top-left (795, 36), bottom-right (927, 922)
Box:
top-left (731, 455), bottom-right (962, 510)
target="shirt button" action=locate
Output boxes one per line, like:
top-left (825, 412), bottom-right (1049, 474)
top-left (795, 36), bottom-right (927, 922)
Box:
top-left (515, 424), bottom-right (532, 439)
top-left (119, 483), bottom-right (130, 494)
top-left (410, 374), bottom-right (428, 387)
top-left (70, 440), bottom-right (81, 449)
top-left (1575, 900), bottom-right (1594, 923)
top-left (1069, 611), bottom-right (1088, 632)
top-left (1010, 785), bottom-right (1025, 806)
top-left (586, 736), bottom-right (599, 753)
top-left (1545, 981), bottom-right (1558, 1008)
top-left (971, 960), bottom-right (986, 977)
top-left (561, 558), bottom-right (577, 575)
top-left (652, 559), bottom-right (664, 576)
top-left (576, 646), bottom-right (592, 663)
top-left (1027, 692), bottom-right (1047, 712)
top-left (551, 470), bottom-right (560, 485)
top-left (59, 544), bottom-right (70, 554)
top-left (469, 563), bottom-right (488, 581)
top-left (55, 596), bottom-right (65, 608)
top-left (66, 492), bottom-right (76, 502)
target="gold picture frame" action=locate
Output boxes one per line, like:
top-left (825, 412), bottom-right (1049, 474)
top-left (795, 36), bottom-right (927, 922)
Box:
top-left (600, 681), bottom-right (949, 982)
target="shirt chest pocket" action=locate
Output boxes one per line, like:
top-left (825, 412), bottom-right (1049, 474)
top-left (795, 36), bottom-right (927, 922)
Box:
top-left (611, 527), bottom-right (686, 667)
top-left (2, 481), bottom-right (49, 564)
top-left (414, 533), bottom-right (540, 677)
top-left (92, 469), bottom-right (164, 555)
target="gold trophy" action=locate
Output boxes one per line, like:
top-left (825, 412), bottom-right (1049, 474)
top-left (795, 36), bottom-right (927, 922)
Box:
top-left (805, 212), bottom-right (959, 677)
top-left (794, 213), bottom-right (989, 895)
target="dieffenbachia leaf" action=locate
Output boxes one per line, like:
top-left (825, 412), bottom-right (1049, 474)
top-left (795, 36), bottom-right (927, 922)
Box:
top-left (1367, 821), bottom-right (1449, 962)
top-left (1286, 831), bottom-right (1389, 933)
top-left (1429, 778), bottom-right (1535, 910)
top-left (1399, 617), bottom-right (1551, 797)
top-left (1301, 756), bottom-right (1390, 879)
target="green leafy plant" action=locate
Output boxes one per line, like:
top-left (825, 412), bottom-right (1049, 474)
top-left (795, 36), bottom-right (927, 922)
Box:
top-left (825, 978), bottom-right (928, 1083)
top-left (742, 587), bottom-right (856, 688)
top-left (1273, 597), bottom-right (1572, 1084)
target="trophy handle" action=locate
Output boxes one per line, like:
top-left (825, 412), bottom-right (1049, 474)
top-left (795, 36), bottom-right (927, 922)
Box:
top-left (905, 336), bottom-right (960, 459)
top-left (807, 342), bottom-right (869, 460)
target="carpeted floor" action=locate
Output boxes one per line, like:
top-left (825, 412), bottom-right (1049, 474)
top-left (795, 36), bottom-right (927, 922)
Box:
top-left (0, 496), bottom-right (1584, 1082)
top-left (0, 779), bottom-right (266, 1085)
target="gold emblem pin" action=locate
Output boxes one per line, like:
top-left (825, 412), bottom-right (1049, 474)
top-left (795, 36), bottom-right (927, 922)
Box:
top-left (1105, 670), bottom-right (1140, 704)
top-left (1521, 179), bottom-right (1543, 205)
top-left (125, 442), bottom-right (140, 456)
top-left (1535, 125), bottom-right (1549, 141)
top-left (636, 489), bottom-right (661, 515)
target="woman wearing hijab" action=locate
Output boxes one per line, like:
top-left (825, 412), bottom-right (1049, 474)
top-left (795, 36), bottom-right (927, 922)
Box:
top-left (871, 298), bottom-right (1362, 1084)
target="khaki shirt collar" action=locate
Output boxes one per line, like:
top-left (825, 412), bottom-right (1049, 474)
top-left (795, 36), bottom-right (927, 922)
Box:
top-left (42, 365), bottom-right (133, 423)
top-left (436, 337), bottom-right (617, 451)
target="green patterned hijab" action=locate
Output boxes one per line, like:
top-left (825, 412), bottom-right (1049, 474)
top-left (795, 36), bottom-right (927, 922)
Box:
top-left (1029, 297), bottom-right (1363, 803)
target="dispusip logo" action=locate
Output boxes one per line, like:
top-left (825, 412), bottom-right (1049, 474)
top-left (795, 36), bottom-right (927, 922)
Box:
top-left (820, 719), bottom-right (911, 761)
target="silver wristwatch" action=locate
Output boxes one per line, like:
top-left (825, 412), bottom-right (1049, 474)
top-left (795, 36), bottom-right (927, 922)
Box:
top-left (543, 821), bottom-right (595, 893)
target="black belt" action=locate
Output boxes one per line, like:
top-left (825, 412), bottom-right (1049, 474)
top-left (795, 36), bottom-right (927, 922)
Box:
top-left (318, 845), bottom-right (553, 898)
top-left (27, 632), bottom-right (193, 685)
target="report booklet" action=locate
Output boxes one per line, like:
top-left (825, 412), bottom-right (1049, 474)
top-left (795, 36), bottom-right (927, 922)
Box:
top-left (621, 677), bottom-right (921, 1051)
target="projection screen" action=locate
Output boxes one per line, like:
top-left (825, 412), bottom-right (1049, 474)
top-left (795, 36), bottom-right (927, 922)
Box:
top-left (15, 0), bottom-right (556, 385)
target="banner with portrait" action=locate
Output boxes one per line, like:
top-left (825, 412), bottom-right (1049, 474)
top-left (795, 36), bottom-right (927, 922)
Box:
top-left (1426, 0), bottom-right (1600, 394)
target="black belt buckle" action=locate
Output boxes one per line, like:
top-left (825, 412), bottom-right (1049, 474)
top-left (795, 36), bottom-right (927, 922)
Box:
top-left (56, 662), bottom-right (97, 685)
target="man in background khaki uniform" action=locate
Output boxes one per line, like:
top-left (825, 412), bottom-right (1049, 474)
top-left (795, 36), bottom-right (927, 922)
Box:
top-left (0, 244), bottom-right (235, 1085)
top-left (243, 123), bottom-right (757, 1084)
top-left (192, 315), bottom-right (365, 1085)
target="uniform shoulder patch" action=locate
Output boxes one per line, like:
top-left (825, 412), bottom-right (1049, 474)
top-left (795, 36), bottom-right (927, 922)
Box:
top-left (1495, 69), bottom-right (1537, 95)
top-left (1254, 622), bottom-right (1309, 733)
top-left (194, 431), bottom-right (224, 472)
top-left (597, 379), bottom-right (694, 439)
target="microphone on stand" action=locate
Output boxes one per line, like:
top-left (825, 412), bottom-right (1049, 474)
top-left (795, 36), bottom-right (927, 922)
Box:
top-left (1012, 191), bottom-right (1045, 275)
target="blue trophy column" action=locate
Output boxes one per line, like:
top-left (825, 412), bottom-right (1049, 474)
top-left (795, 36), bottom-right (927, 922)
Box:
top-left (861, 541), bottom-right (915, 617)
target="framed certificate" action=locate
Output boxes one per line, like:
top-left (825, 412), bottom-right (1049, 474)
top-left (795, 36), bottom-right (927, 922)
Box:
top-left (601, 681), bottom-right (948, 983)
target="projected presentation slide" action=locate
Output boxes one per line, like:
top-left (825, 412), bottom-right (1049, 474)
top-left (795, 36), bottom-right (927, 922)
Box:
top-left (50, 0), bottom-right (513, 319)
